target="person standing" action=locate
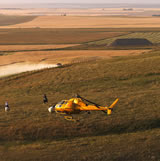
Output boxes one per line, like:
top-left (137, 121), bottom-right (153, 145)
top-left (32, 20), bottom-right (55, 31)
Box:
top-left (5, 102), bottom-right (10, 112)
top-left (43, 94), bottom-right (48, 104)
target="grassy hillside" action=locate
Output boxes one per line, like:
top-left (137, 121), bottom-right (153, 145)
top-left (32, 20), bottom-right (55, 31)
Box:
top-left (0, 50), bottom-right (160, 160)
top-left (88, 32), bottom-right (160, 46)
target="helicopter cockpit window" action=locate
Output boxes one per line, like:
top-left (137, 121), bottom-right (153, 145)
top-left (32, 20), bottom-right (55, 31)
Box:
top-left (58, 100), bottom-right (65, 105)
top-left (56, 100), bottom-right (68, 108)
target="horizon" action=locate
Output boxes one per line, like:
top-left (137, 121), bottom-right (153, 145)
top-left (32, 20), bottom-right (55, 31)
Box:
top-left (1, 2), bottom-right (160, 4)
top-left (1, 2), bottom-right (160, 9)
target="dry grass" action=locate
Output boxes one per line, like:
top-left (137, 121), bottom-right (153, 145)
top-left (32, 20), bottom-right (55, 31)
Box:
top-left (0, 14), bottom-right (36, 26)
top-left (0, 129), bottom-right (159, 161)
top-left (90, 32), bottom-right (160, 46)
top-left (0, 28), bottom-right (124, 45)
top-left (0, 50), bottom-right (150, 65)
top-left (0, 50), bottom-right (159, 160)
top-left (3, 16), bottom-right (160, 28)
top-left (1, 7), bottom-right (160, 17)
top-left (0, 44), bottom-right (79, 51)
top-left (0, 8), bottom-right (129, 17)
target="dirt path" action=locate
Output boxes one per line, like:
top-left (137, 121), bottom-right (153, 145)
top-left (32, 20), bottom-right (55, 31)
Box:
top-left (0, 49), bottom-right (150, 77)
top-left (0, 49), bottom-right (150, 65)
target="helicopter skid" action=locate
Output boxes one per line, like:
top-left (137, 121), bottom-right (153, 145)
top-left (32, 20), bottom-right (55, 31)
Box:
top-left (64, 115), bottom-right (78, 122)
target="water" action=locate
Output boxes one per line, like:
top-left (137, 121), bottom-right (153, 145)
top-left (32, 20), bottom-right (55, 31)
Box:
top-left (0, 63), bottom-right (58, 77)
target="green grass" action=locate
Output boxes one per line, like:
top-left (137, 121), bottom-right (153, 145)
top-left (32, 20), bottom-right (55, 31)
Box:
top-left (0, 50), bottom-right (160, 160)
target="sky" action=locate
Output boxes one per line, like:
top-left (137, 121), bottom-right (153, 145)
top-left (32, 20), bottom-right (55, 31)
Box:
top-left (1, 0), bottom-right (160, 4)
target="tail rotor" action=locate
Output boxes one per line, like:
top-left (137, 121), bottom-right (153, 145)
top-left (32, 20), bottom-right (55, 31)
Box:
top-left (107, 98), bottom-right (119, 115)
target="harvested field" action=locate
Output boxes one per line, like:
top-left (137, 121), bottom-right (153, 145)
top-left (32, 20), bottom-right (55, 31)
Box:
top-left (0, 28), bottom-right (125, 45)
top-left (3, 16), bottom-right (160, 28)
top-left (0, 8), bottom-right (132, 16)
top-left (0, 14), bottom-right (36, 26)
top-left (1, 7), bottom-right (160, 17)
top-left (89, 32), bottom-right (160, 46)
top-left (0, 44), bottom-right (79, 51)
top-left (0, 50), bottom-right (150, 66)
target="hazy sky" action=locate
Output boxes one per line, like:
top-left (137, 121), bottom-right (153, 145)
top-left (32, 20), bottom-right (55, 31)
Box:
top-left (1, 0), bottom-right (160, 3)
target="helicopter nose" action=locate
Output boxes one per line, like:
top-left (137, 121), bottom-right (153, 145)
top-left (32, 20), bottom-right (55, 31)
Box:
top-left (48, 106), bottom-right (55, 113)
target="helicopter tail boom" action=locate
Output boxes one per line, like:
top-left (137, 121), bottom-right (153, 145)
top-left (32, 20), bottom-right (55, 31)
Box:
top-left (107, 98), bottom-right (119, 115)
top-left (78, 98), bottom-right (119, 115)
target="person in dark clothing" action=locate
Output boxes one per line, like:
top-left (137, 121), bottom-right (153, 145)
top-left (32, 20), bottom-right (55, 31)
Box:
top-left (43, 94), bottom-right (48, 104)
top-left (5, 102), bottom-right (9, 107)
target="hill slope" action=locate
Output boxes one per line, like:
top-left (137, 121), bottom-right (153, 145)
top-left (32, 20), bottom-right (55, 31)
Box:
top-left (0, 50), bottom-right (160, 160)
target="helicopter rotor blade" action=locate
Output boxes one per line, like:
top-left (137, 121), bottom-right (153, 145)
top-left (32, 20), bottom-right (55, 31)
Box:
top-left (76, 94), bottom-right (101, 106)
top-left (76, 94), bottom-right (114, 114)
top-left (76, 94), bottom-right (109, 114)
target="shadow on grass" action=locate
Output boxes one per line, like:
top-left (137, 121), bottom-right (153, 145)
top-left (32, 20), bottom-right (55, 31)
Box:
top-left (104, 118), bottom-right (160, 135)
top-left (0, 118), bottom-right (159, 142)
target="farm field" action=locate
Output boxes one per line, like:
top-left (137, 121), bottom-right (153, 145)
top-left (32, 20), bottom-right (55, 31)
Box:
top-left (3, 16), bottom-right (160, 28)
top-left (0, 8), bottom-right (134, 16)
top-left (0, 44), bottom-right (79, 52)
top-left (0, 14), bottom-right (36, 26)
top-left (0, 28), bottom-right (125, 45)
top-left (1, 28), bottom-right (160, 51)
top-left (1, 7), bottom-right (160, 17)
top-left (2, 28), bottom-right (160, 46)
top-left (0, 49), bottom-right (149, 68)
top-left (89, 32), bottom-right (160, 46)
top-left (0, 50), bottom-right (159, 160)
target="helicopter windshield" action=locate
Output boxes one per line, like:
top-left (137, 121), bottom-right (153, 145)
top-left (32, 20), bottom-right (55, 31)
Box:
top-left (56, 100), bottom-right (67, 108)
top-left (58, 100), bottom-right (66, 105)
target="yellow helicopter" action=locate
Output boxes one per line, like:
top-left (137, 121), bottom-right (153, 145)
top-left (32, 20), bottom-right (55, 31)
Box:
top-left (48, 94), bottom-right (119, 122)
